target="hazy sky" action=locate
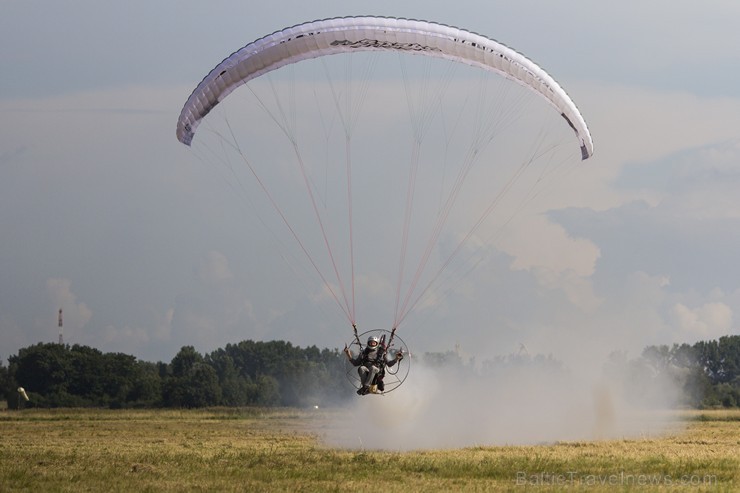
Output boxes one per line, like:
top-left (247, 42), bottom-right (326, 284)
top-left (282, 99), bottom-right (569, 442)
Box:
top-left (2, 0), bottom-right (740, 366)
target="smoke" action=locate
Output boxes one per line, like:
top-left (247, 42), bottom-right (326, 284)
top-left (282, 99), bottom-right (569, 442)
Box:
top-left (320, 351), bottom-right (683, 450)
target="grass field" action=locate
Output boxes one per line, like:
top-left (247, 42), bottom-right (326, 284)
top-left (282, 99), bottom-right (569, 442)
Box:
top-left (1, 407), bottom-right (738, 491)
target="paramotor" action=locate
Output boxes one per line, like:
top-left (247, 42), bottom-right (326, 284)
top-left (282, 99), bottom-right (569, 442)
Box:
top-left (176, 16), bottom-right (593, 395)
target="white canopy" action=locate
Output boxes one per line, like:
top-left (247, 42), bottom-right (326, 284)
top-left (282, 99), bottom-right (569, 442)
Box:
top-left (177, 16), bottom-right (593, 159)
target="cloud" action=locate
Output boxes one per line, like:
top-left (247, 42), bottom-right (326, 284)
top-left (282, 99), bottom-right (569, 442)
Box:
top-left (83, 308), bottom-right (176, 361)
top-left (46, 278), bottom-right (92, 335)
top-left (672, 302), bottom-right (733, 342)
top-left (100, 324), bottom-right (152, 347)
top-left (575, 84), bottom-right (740, 208)
top-left (621, 139), bottom-right (740, 220)
top-left (197, 250), bottom-right (234, 285)
top-left (167, 250), bottom-right (266, 355)
top-left (501, 214), bottom-right (600, 278)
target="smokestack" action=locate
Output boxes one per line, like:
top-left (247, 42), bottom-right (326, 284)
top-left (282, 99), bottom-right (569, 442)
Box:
top-left (58, 308), bottom-right (63, 344)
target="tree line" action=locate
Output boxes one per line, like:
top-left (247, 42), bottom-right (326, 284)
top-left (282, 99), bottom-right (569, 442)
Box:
top-left (1, 335), bottom-right (738, 409)
top-left (609, 335), bottom-right (740, 408)
top-left (1, 341), bottom-right (348, 409)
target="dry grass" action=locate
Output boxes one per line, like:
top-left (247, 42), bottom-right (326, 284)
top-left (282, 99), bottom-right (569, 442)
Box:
top-left (0, 408), bottom-right (737, 491)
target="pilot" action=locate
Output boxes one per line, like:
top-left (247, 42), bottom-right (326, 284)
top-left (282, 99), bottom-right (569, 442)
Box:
top-left (344, 335), bottom-right (403, 395)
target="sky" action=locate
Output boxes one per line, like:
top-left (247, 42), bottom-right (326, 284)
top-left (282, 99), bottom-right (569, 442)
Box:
top-left (2, 0), bottom-right (740, 370)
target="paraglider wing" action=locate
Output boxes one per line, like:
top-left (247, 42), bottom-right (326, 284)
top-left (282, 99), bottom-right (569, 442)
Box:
top-left (176, 16), bottom-right (593, 159)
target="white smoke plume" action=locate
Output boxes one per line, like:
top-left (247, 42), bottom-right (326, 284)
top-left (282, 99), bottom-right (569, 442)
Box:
top-left (321, 351), bottom-right (682, 450)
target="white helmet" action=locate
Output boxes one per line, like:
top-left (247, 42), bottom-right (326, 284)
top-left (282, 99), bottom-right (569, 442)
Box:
top-left (367, 336), bottom-right (379, 347)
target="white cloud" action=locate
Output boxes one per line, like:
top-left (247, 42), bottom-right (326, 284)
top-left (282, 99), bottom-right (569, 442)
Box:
top-left (46, 278), bottom-right (92, 335)
top-left (499, 214), bottom-right (600, 277)
top-left (575, 84), bottom-right (740, 209)
top-left (100, 324), bottom-right (151, 347)
top-left (672, 302), bottom-right (733, 342)
top-left (153, 308), bottom-right (174, 342)
top-left (655, 140), bottom-right (740, 220)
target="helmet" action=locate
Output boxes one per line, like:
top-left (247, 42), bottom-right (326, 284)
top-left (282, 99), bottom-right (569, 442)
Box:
top-left (367, 336), bottom-right (379, 347)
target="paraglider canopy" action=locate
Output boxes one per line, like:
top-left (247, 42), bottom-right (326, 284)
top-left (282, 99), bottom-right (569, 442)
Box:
top-left (177, 16), bottom-right (592, 159)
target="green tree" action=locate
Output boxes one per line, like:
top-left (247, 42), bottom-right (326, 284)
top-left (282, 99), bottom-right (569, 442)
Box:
top-left (163, 347), bottom-right (222, 407)
top-left (184, 362), bottom-right (222, 407)
top-left (127, 361), bottom-right (162, 407)
top-left (0, 361), bottom-right (10, 403)
top-left (102, 352), bottom-right (148, 408)
top-left (9, 343), bottom-right (73, 405)
top-left (255, 374), bottom-right (280, 406)
top-left (68, 345), bottom-right (105, 402)
top-left (206, 349), bottom-right (253, 406)
top-left (170, 346), bottom-right (202, 377)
